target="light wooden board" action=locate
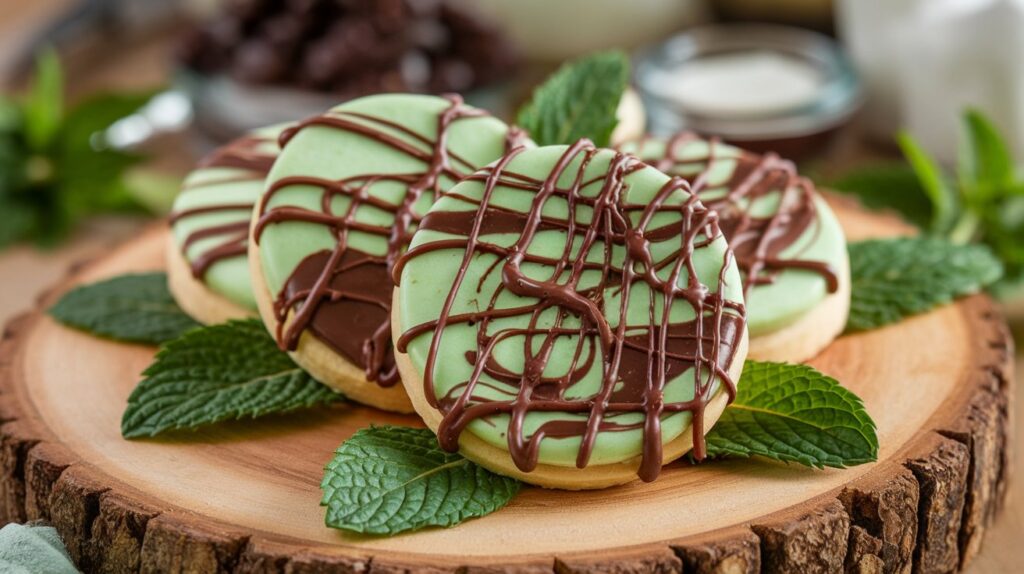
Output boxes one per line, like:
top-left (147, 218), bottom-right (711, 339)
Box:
top-left (0, 198), bottom-right (1014, 573)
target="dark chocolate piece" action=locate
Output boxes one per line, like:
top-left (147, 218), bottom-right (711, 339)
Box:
top-left (253, 95), bottom-right (523, 387)
top-left (177, 0), bottom-right (518, 97)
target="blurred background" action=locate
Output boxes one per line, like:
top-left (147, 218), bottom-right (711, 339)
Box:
top-left (0, 1), bottom-right (1020, 567)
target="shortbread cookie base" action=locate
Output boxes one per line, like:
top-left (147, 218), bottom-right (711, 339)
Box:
top-left (747, 247), bottom-right (852, 363)
top-left (609, 88), bottom-right (646, 146)
top-left (249, 227), bottom-right (414, 414)
top-left (165, 233), bottom-right (255, 325)
top-left (392, 291), bottom-right (749, 490)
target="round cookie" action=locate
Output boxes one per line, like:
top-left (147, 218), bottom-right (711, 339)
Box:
top-left (168, 126), bottom-right (286, 324)
top-left (609, 88), bottom-right (646, 146)
top-left (251, 94), bottom-right (528, 413)
top-left (393, 141), bottom-right (749, 489)
top-left (622, 133), bottom-right (850, 362)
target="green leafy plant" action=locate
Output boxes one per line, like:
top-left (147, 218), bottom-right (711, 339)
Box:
top-left (846, 237), bottom-right (1002, 331)
top-left (516, 51), bottom-right (629, 148)
top-left (0, 49), bottom-right (156, 248)
top-left (830, 165), bottom-right (932, 229)
top-left (319, 362), bottom-right (879, 536)
top-left (705, 361), bottom-right (878, 468)
top-left (122, 320), bottom-right (343, 438)
top-left (321, 426), bottom-right (520, 535)
top-left (49, 272), bottom-right (200, 344)
top-left (832, 109), bottom-right (1024, 295)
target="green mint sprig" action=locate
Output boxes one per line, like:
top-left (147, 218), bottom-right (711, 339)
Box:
top-left (846, 237), bottom-right (1002, 331)
top-left (831, 109), bottom-right (1024, 294)
top-left (322, 364), bottom-right (877, 537)
top-left (321, 426), bottom-right (520, 535)
top-left (122, 319), bottom-right (343, 438)
top-left (516, 51), bottom-right (629, 148)
top-left (49, 272), bottom-right (200, 344)
top-left (705, 361), bottom-right (878, 468)
top-left (831, 164), bottom-right (933, 230)
top-left (0, 49), bottom-right (157, 249)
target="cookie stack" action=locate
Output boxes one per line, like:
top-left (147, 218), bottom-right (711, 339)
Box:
top-left (167, 93), bottom-right (849, 489)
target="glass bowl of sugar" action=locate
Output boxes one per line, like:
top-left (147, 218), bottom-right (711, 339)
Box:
top-left (635, 24), bottom-right (862, 158)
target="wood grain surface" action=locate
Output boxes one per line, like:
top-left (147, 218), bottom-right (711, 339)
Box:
top-left (0, 4), bottom-right (1018, 570)
top-left (0, 199), bottom-right (1014, 573)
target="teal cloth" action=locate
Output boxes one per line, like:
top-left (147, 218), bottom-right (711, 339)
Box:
top-left (0, 523), bottom-right (78, 573)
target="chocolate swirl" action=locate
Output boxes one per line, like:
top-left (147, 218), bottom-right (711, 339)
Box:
top-left (253, 95), bottom-right (524, 387)
top-left (169, 134), bottom-right (279, 279)
top-left (628, 133), bottom-right (839, 295)
top-left (394, 141), bottom-right (746, 482)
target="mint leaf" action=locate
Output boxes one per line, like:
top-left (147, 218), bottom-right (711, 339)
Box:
top-left (829, 164), bottom-right (932, 229)
top-left (849, 110), bottom-right (1024, 303)
top-left (322, 426), bottom-right (520, 535)
top-left (981, 198), bottom-right (1024, 293)
top-left (56, 146), bottom-right (142, 215)
top-left (24, 48), bottom-right (63, 150)
top-left (959, 108), bottom-right (1014, 196)
top-left (516, 51), bottom-right (629, 147)
top-left (0, 54), bottom-right (153, 250)
top-left (706, 361), bottom-right (878, 468)
top-left (123, 320), bottom-right (342, 438)
top-left (49, 272), bottom-right (200, 344)
top-left (846, 237), bottom-right (1002, 332)
top-left (59, 91), bottom-right (155, 150)
top-left (897, 133), bottom-right (959, 234)
top-left (0, 198), bottom-right (36, 248)
top-left (0, 96), bottom-right (20, 133)
top-left (54, 92), bottom-right (154, 218)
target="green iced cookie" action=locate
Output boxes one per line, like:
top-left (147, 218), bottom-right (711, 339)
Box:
top-left (169, 125), bottom-right (286, 312)
top-left (253, 94), bottom-right (527, 403)
top-left (395, 142), bottom-right (747, 482)
top-left (622, 134), bottom-right (847, 337)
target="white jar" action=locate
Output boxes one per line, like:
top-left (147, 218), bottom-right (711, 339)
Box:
top-left (838, 0), bottom-right (1024, 164)
top-left (900, 0), bottom-right (1024, 164)
top-left (835, 0), bottom-right (922, 141)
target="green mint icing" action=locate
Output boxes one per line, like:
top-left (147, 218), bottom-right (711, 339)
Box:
top-left (257, 94), bottom-right (523, 304)
top-left (170, 125), bottom-right (285, 310)
top-left (624, 137), bottom-right (847, 336)
top-left (398, 145), bottom-right (746, 468)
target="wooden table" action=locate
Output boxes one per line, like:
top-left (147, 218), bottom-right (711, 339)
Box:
top-left (0, 2), bottom-right (1018, 572)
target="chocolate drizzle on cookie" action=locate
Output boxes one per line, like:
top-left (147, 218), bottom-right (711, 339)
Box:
top-left (253, 95), bottom-right (518, 387)
top-left (394, 140), bottom-right (746, 482)
top-left (632, 133), bottom-right (839, 295)
top-left (169, 134), bottom-right (279, 279)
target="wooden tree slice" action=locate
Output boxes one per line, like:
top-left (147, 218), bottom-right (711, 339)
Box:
top-left (0, 198), bottom-right (1014, 574)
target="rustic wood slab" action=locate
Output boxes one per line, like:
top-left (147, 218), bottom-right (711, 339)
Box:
top-left (0, 199), bottom-right (1014, 573)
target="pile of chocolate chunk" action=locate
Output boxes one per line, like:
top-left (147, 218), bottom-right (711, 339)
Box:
top-left (178, 0), bottom-right (519, 97)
